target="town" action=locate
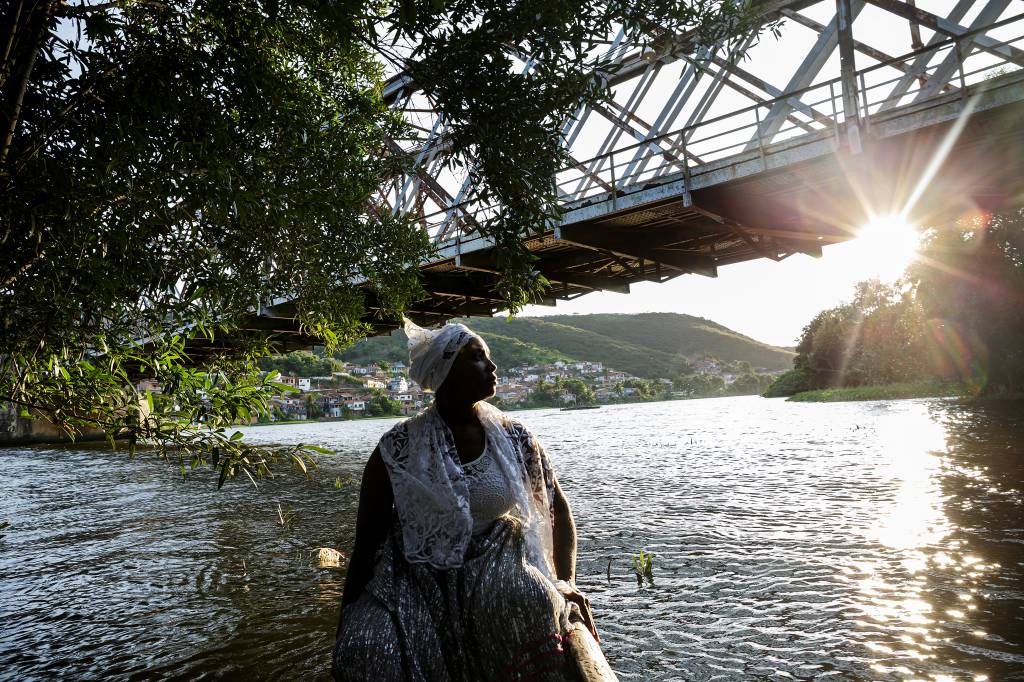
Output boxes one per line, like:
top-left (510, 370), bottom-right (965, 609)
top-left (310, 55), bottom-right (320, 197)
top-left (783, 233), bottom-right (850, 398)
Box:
top-left (254, 353), bottom-right (778, 422)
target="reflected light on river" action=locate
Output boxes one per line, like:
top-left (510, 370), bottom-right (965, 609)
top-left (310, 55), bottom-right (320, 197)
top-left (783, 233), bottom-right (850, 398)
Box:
top-left (849, 406), bottom-right (999, 680)
top-left (869, 412), bottom-right (949, 551)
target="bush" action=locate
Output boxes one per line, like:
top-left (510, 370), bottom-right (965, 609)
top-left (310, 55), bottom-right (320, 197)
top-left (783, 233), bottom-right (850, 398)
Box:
top-left (763, 368), bottom-right (813, 398)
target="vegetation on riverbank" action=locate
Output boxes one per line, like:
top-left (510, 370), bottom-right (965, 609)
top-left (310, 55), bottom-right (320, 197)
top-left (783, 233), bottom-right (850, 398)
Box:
top-left (765, 209), bottom-right (1024, 402)
top-left (786, 381), bottom-right (965, 402)
top-left (2, 0), bottom-right (767, 480)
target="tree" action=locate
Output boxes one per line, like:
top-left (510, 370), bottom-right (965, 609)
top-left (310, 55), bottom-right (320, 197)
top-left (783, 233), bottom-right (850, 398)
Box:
top-left (774, 279), bottom-right (931, 394)
top-left (2, 0), bottom-right (427, 482)
top-left (365, 393), bottom-right (403, 417)
top-left (258, 351), bottom-right (341, 378)
top-left (560, 377), bottom-right (595, 405)
top-left (304, 394), bottom-right (324, 420)
top-left (725, 373), bottom-right (763, 395)
top-left (675, 373), bottom-right (724, 398)
top-left (908, 209), bottom-right (1024, 395)
top-left (526, 380), bottom-right (559, 407)
top-left (2, 0), bottom-right (769, 483)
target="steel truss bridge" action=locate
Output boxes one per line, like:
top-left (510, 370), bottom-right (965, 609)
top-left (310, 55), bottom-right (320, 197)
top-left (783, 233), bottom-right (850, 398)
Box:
top-left (253, 0), bottom-right (1024, 340)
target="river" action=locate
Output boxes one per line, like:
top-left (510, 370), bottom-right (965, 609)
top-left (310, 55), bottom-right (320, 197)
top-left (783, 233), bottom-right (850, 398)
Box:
top-left (1, 396), bottom-right (1022, 680)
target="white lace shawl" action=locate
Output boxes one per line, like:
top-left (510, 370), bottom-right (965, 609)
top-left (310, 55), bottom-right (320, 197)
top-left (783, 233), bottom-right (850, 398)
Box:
top-left (378, 401), bottom-right (557, 578)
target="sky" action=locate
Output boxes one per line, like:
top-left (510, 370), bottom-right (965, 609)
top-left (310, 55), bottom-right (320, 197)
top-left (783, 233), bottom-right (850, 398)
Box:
top-left (519, 219), bottom-right (919, 348)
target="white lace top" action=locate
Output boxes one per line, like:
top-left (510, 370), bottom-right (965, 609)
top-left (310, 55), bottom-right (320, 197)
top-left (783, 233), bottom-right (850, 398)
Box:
top-left (461, 443), bottom-right (516, 535)
top-left (378, 402), bottom-right (557, 574)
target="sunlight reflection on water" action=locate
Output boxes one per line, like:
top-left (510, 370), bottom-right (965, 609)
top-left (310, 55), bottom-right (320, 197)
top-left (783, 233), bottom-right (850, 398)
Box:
top-left (0, 396), bottom-right (1021, 681)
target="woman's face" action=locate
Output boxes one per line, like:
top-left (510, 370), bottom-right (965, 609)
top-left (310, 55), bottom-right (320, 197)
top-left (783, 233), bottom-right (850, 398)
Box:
top-left (441, 337), bottom-right (497, 402)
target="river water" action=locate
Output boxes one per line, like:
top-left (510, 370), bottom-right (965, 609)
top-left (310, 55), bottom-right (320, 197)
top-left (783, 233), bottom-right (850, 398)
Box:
top-left (1, 396), bottom-right (1022, 681)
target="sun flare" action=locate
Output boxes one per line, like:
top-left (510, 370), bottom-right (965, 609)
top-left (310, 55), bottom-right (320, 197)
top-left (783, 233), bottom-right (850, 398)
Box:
top-left (851, 214), bottom-right (922, 283)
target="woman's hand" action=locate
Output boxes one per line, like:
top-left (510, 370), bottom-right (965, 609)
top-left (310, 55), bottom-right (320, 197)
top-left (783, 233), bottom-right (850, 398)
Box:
top-left (555, 580), bottom-right (600, 643)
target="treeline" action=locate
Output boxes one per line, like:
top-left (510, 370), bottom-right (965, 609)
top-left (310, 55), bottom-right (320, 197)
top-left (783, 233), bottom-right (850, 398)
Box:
top-left (766, 209), bottom-right (1024, 398)
top-left (257, 351), bottom-right (343, 377)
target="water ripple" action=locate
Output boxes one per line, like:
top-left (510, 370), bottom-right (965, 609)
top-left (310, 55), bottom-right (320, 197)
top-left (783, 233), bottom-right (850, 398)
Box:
top-left (1, 397), bottom-right (1022, 680)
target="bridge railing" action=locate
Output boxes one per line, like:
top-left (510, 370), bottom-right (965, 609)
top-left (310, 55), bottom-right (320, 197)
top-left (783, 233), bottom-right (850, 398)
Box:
top-left (421, 12), bottom-right (1024, 257)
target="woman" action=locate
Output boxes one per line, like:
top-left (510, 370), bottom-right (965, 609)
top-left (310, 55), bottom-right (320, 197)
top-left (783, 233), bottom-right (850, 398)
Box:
top-left (333, 319), bottom-right (614, 682)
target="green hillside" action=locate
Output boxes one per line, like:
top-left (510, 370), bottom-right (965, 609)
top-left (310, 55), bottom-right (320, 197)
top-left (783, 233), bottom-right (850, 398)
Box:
top-left (336, 327), bottom-right (572, 370)
top-left (335, 313), bottom-right (794, 379)
top-left (537, 313), bottom-right (795, 371)
top-left (456, 316), bottom-right (682, 378)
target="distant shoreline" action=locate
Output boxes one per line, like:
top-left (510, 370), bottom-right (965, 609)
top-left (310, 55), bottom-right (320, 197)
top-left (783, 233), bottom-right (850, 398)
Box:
top-left (783, 381), bottom-right (965, 403)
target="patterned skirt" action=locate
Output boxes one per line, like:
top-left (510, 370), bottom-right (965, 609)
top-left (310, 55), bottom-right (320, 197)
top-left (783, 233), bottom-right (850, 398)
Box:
top-left (333, 516), bottom-right (582, 682)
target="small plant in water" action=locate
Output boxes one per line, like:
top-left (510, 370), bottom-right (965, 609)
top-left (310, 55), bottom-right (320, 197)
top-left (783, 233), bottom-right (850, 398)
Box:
top-left (277, 503), bottom-right (297, 531)
top-left (632, 550), bottom-right (655, 587)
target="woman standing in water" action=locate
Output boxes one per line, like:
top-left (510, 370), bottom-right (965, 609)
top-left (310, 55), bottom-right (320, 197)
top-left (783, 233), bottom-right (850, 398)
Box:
top-left (333, 319), bottom-right (615, 681)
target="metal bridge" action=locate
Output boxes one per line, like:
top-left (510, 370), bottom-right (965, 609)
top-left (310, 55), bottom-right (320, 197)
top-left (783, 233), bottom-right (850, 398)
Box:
top-left (254, 0), bottom-right (1024, 340)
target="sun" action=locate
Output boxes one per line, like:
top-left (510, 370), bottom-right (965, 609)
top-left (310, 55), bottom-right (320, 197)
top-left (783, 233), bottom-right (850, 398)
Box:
top-left (850, 214), bottom-right (922, 283)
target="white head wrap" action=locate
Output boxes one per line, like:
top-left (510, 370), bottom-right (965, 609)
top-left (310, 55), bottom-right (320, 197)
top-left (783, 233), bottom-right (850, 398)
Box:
top-left (404, 317), bottom-right (482, 391)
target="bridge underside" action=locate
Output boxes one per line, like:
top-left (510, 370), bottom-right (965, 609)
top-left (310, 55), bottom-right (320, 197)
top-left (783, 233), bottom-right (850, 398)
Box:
top-left (233, 80), bottom-right (1024, 352)
top-left (392, 80), bottom-right (1024, 329)
top-left (192, 2), bottom-right (1024, 353)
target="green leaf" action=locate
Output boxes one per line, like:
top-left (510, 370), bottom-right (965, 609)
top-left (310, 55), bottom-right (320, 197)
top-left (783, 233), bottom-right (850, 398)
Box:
top-left (218, 461), bottom-right (230, 489)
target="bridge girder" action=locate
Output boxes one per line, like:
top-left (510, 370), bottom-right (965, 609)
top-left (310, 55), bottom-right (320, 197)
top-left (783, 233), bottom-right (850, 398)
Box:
top-left (254, 0), bottom-right (1024, 337)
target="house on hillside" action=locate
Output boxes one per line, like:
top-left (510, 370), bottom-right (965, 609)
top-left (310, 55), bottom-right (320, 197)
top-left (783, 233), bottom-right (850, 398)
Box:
top-left (309, 376), bottom-right (333, 390)
top-left (691, 358), bottom-right (719, 374)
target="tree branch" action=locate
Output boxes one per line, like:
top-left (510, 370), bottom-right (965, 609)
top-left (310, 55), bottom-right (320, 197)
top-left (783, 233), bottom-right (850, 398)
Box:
top-left (1, 0), bottom-right (51, 166)
top-left (0, 0), bottom-right (26, 89)
top-left (0, 394), bottom-right (122, 430)
top-left (56, 0), bottom-right (167, 17)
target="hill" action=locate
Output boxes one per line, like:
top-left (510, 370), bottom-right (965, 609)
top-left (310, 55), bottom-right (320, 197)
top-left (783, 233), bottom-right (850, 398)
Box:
top-left (537, 313), bottom-right (794, 370)
top-left (337, 328), bottom-right (572, 370)
top-left (337, 313), bottom-right (794, 379)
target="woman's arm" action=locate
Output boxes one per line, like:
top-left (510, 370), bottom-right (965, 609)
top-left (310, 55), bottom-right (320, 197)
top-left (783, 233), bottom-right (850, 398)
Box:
top-left (551, 477), bottom-right (600, 642)
top-left (337, 445), bottom-right (394, 636)
top-left (551, 477), bottom-right (578, 582)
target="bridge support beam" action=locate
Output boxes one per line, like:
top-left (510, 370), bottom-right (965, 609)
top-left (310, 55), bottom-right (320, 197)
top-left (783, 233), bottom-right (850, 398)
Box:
top-left (456, 251), bottom-right (631, 296)
top-left (554, 225), bottom-right (718, 278)
top-left (836, 0), bottom-right (863, 153)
